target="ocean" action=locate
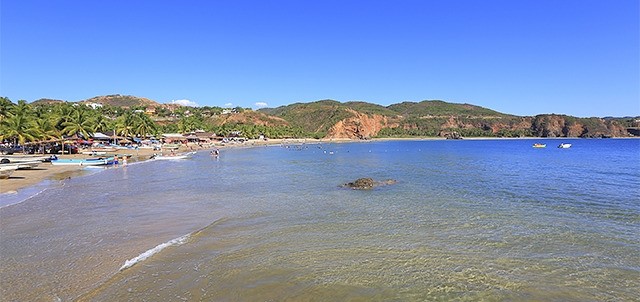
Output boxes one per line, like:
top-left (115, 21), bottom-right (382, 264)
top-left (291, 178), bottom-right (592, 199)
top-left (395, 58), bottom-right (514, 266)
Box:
top-left (1, 139), bottom-right (639, 301)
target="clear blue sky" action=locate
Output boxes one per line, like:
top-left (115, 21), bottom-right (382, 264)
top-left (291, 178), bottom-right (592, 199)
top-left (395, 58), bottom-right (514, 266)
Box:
top-left (1, 0), bottom-right (638, 117)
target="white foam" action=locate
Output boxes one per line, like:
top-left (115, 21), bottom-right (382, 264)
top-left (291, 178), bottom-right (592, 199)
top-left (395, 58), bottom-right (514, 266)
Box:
top-left (120, 234), bottom-right (190, 271)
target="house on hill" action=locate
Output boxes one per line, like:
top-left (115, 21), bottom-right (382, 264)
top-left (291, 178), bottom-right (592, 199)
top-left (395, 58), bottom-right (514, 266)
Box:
top-left (85, 102), bottom-right (103, 109)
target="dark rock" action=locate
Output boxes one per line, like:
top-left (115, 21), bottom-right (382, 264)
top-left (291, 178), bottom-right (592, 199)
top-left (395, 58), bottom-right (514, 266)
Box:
top-left (341, 178), bottom-right (397, 190)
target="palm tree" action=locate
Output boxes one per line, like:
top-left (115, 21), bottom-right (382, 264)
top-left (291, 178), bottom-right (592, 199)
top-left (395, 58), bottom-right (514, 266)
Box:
top-left (52, 103), bottom-right (75, 129)
top-left (92, 114), bottom-right (112, 134)
top-left (10, 100), bottom-right (32, 117)
top-left (133, 113), bottom-right (157, 138)
top-left (34, 117), bottom-right (62, 141)
top-left (0, 112), bottom-right (40, 150)
top-left (114, 112), bottom-right (135, 138)
top-left (61, 108), bottom-right (95, 139)
top-left (0, 97), bottom-right (14, 121)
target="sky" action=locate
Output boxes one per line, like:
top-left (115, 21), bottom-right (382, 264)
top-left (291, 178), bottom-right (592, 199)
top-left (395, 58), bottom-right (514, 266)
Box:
top-left (1, 0), bottom-right (638, 117)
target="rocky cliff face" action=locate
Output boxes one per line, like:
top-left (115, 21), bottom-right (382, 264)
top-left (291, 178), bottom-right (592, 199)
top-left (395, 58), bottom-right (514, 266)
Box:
top-left (531, 115), bottom-right (628, 138)
top-left (326, 110), bottom-right (395, 139)
top-left (325, 113), bottom-right (630, 139)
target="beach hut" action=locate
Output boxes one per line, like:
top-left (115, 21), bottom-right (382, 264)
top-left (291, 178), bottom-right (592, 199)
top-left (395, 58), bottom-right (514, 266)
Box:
top-left (162, 133), bottom-right (187, 144)
top-left (92, 132), bottom-right (111, 141)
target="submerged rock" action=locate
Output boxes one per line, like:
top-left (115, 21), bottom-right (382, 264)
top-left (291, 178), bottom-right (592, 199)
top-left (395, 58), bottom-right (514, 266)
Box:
top-left (341, 178), bottom-right (397, 190)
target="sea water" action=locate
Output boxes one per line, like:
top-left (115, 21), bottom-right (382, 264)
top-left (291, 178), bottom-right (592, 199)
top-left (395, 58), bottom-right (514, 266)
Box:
top-left (1, 139), bottom-right (638, 301)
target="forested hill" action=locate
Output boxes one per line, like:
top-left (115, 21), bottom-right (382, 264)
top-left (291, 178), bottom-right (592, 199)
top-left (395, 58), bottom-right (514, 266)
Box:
top-left (2, 95), bottom-right (638, 140)
top-left (259, 100), bottom-right (637, 139)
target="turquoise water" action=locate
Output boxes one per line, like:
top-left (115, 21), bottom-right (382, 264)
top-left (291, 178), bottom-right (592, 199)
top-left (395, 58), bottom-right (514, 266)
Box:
top-left (1, 139), bottom-right (639, 301)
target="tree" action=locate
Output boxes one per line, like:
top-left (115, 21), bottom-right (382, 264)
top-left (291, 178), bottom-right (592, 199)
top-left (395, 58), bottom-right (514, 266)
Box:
top-left (92, 114), bottom-right (112, 134)
top-left (34, 117), bottom-right (61, 141)
top-left (114, 111), bottom-right (135, 138)
top-left (133, 113), bottom-right (157, 137)
top-left (0, 97), bottom-right (15, 121)
top-left (0, 112), bottom-right (40, 147)
top-left (61, 107), bottom-right (95, 138)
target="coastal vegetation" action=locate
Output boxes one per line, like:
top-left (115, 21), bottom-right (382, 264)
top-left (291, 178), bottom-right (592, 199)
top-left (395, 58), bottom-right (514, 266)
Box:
top-left (0, 95), bottom-right (637, 147)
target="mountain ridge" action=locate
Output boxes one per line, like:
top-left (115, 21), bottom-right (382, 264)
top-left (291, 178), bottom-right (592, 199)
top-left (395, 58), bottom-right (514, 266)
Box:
top-left (19, 95), bottom-right (640, 138)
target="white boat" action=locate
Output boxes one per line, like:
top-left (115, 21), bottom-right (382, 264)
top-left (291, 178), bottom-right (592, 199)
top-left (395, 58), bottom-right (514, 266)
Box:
top-left (0, 165), bottom-right (18, 179)
top-left (0, 155), bottom-right (50, 164)
top-left (152, 152), bottom-right (196, 160)
top-left (81, 151), bottom-right (107, 155)
top-left (558, 143), bottom-right (572, 149)
top-left (50, 157), bottom-right (115, 166)
top-left (3, 161), bottom-right (41, 169)
top-left (92, 147), bottom-right (117, 152)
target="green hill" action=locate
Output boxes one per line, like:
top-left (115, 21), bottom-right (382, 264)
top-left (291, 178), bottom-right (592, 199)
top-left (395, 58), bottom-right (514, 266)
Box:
top-left (343, 101), bottom-right (398, 116)
top-left (387, 100), bottom-right (511, 117)
top-left (259, 100), bottom-right (356, 136)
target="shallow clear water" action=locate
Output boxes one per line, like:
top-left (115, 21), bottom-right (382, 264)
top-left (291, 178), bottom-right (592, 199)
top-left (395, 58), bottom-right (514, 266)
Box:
top-left (1, 139), bottom-right (639, 301)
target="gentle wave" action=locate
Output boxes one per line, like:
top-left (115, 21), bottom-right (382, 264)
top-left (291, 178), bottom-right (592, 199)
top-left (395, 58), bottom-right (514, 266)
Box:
top-left (119, 234), bottom-right (190, 271)
top-left (118, 217), bottom-right (228, 271)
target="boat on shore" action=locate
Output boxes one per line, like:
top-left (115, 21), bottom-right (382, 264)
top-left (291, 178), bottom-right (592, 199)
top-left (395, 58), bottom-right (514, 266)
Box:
top-left (0, 161), bottom-right (41, 169)
top-left (0, 155), bottom-right (51, 164)
top-left (558, 143), bottom-right (572, 149)
top-left (81, 151), bottom-right (107, 155)
top-left (533, 143), bottom-right (546, 148)
top-left (51, 157), bottom-right (115, 166)
top-left (0, 165), bottom-right (18, 179)
top-left (151, 151), bottom-right (196, 160)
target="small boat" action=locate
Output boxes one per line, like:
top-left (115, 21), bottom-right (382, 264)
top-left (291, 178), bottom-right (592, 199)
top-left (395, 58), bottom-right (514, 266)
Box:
top-left (81, 151), bottom-right (107, 155)
top-left (0, 165), bottom-right (18, 179)
top-left (4, 161), bottom-right (41, 169)
top-left (151, 152), bottom-right (196, 160)
top-left (51, 157), bottom-right (115, 166)
top-left (92, 147), bottom-right (117, 152)
top-left (558, 143), bottom-right (572, 149)
top-left (532, 143), bottom-right (546, 148)
top-left (0, 155), bottom-right (50, 164)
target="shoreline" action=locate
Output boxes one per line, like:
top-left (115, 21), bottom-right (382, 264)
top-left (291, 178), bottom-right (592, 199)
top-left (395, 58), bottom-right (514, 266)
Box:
top-left (0, 148), bottom-right (161, 195)
top-left (1, 136), bottom-right (636, 195)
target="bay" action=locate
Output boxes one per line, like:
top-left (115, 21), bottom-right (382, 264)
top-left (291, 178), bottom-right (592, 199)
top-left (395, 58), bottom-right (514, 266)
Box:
top-left (1, 139), bottom-right (639, 301)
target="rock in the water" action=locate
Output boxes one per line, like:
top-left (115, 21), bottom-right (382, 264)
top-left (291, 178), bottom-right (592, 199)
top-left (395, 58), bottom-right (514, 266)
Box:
top-left (341, 178), bottom-right (396, 190)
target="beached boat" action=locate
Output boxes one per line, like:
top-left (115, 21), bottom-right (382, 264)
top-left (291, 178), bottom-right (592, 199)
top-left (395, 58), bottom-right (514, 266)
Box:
top-left (0, 161), bottom-right (41, 169)
top-left (532, 143), bottom-right (546, 148)
top-left (0, 155), bottom-right (50, 164)
top-left (558, 143), bottom-right (572, 149)
top-left (92, 147), bottom-right (117, 152)
top-left (0, 165), bottom-right (18, 179)
top-left (151, 152), bottom-right (196, 160)
top-left (81, 151), bottom-right (107, 155)
top-left (50, 157), bottom-right (115, 166)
